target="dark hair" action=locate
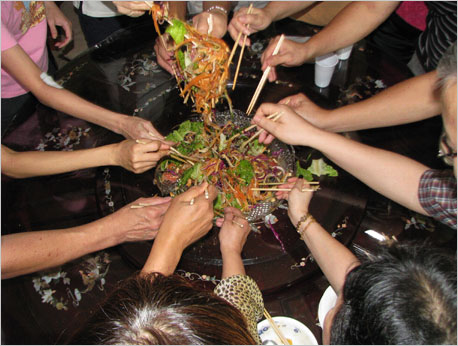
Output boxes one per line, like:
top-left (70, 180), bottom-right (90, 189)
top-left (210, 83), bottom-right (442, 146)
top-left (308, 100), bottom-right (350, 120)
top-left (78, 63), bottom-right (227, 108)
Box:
top-left (330, 241), bottom-right (457, 344)
top-left (71, 272), bottom-right (256, 345)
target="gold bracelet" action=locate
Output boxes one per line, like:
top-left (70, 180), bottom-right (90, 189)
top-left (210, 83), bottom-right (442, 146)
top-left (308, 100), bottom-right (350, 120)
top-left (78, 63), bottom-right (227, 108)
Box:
top-left (296, 213), bottom-right (315, 239)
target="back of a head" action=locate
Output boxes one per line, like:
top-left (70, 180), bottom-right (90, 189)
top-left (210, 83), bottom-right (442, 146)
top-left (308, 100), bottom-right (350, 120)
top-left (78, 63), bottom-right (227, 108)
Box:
top-left (331, 241), bottom-right (457, 344)
top-left (71, 273), bottom-right (256, 345)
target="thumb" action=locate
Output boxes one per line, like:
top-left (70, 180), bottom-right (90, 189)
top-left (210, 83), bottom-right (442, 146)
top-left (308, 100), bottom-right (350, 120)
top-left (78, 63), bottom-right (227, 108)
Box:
top-left (265, 53), bottom-right (286, 68)
top-left (292, 178), bottom-right (304, 192)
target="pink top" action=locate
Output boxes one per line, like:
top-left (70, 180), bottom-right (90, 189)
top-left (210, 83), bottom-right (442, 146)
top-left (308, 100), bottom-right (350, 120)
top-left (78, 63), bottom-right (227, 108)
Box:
top-left (396, 1), bottom-right (428, 32)
top-left (1, 1), bottom-right (48, 98)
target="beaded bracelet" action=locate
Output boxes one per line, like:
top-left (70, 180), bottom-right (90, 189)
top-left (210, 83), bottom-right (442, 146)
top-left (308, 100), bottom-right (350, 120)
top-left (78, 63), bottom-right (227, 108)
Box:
top-left (296, 212), bottom-right (316, 239)
top-left (206, 5), bottom-right (228, 16)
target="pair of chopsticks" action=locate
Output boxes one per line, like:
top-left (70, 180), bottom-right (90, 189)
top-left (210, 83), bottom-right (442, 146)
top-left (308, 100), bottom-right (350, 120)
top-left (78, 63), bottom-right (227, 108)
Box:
top-left (246, 34), bottom-right (285, 115)
top-left (252, 181), bottom-right (320, 192)
top-left (263, 308), bottom-right (291, 345)
top-left (240, 111), bottom-right (282, 149)
top-left (130, 202), bottom-right (157, 209)
top-left (227, 3), bottom-right (254, 90)
top-left (136, 137), bottom-right (199, 166)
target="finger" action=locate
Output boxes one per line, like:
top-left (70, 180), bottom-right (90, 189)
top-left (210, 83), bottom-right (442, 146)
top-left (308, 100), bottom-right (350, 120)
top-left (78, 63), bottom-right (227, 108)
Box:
top-left (182, 181), bottom-right (209, 201)
top-left (215, 217), bottom-right (225, 227)
top-left (134, 164), bottom-right (156, 174)
top-left (49, 24), bottom-right (57, 39)
top-left (292, 178), bottom-right (304, 192)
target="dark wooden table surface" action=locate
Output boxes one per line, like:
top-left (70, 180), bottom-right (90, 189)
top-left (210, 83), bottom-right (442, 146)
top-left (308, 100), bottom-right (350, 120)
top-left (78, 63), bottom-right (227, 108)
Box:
top-left (2, 18), bottom-right (455, 345)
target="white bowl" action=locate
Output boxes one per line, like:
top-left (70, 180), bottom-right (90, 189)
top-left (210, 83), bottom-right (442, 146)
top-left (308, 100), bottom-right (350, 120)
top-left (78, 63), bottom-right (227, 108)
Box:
top-left (257, 316), bottom-right (318, 345)
top-left (317, 286), bottom-right (338, 329)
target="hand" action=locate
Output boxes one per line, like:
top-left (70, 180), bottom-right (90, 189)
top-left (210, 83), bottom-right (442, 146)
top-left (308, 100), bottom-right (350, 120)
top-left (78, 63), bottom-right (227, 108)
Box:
top-left (279, 93), bottom-right (331, 128)
top-left (44, 2), bottom-right (73, 48)
top-left (252, 103), bottom-right (320, 145)
top-left (112, 139), bottom-right (172, 173)
top-left (158, 182), bottom-right (218, 252)
top-left (154, 33), bottom-right (175, 75)
top-left (276, 178), bottom-right (313, 226)
top-left (216, 207), bottom-right (250, 255)
top-left (192, 11), bottom-right (228, 38)
top-left (228, 7), bottom-right (272, 46)
top-left (119, 116), bottom-right (164, 140)
top-left (112, 1), bottom-right (150, 17)
top-left (261, 36), bottom-right (309, 82)
top-left (107, 196), bottom-right (172, 244)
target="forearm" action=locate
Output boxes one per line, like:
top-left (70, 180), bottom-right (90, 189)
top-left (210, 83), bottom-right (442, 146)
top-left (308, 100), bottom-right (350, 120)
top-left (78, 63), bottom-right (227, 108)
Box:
top-left (1, 218), bottom-right (119, 279)
top-left (2, 144), bottom-right (117, 178)
top-left (322, 72), bottom-right (441, 132)
top-left (141, 233), bottom-right (182, 275)
top-left (304, 1), bottom-right (399, 60)
top-left (37, 87), bottom-right (128, 135)
top-left (221, 250), bottom-right (245, 279)
top-left (263, 1), bottom-right (315, 22)
top-left (301, 221), bottom-right (359, 294)
top-left (305, 127), bottom-right (429, 213)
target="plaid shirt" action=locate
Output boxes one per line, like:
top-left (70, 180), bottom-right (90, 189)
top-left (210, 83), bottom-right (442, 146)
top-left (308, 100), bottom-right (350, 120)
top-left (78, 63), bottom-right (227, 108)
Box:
top-left (418, 169), bottom-right (457, 229)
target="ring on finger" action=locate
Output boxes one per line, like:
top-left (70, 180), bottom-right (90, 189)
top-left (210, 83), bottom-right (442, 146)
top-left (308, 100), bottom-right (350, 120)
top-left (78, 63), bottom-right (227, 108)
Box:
top-left (189, 198), bottom-right (195, 206)
top-left (204, 188), bottom-right (209, 200)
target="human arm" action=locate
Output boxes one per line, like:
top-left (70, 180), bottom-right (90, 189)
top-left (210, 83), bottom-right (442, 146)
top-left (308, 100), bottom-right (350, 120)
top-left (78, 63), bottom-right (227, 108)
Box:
top-left (261, 1), bottom-right (399, 81)
top-left (215, 207), bottom-right (250, 278)
top-left (1, 45), bottom-right (162, 140)
top-left (141, 183), bottom-right (217, 275)
top-left (252, 103), bottom-right (430, 214)
top-left (44, 1), bottom-right (73, 48)
top-left (278, 178), bottom-right (360, 294)
top-left (1, 196), bottom-right (171, 279)
top-left (279, 71), bottom-right (441, 132)
top-left (1, 140), bottom-right (172, 178)
top-left (228, 2), bottom-right (315, 46)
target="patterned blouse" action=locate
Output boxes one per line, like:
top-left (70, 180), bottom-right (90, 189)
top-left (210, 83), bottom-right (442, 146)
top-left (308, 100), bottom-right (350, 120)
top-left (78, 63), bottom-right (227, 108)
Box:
top-left (214, 274), bottom-right (264, 344)
top-left (418, 169), bottom-right (457, 229)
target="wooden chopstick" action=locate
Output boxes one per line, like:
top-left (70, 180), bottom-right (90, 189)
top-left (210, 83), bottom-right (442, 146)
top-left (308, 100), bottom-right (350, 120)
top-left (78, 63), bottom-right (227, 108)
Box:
top-left (263, 308), bottom-right (290, 345)
top-left (169, 147), bottom-right (200, 162)
top-left (243, 111), bottom-right (281, 132)
top-left (246, 34), bottom-right (285, 115)
top-left (251, 187), bottom-right (319, 192)
top-left (258, 181), bottom-right (320, 185)
top-left (240, 112), bottom-right (282, 149)
top-left (232, 3), bottom-right (253, 90)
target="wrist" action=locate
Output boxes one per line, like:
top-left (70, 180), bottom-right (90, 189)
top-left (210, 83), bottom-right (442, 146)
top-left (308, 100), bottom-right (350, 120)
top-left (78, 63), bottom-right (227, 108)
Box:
top-left (221, 246), bottom-right (242, 257)
top-left (295, 212), bottom-right (316, 239)
top-left (206, 5), bottom-right (228, 18)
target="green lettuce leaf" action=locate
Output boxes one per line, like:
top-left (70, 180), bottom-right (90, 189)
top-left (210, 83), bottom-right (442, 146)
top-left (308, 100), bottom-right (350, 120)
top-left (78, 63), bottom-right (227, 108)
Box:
top-left (235, 160), bottom-right (255, 185)
top-left (308, 159), bottom-right (338, 177)
top-left (296, 161), bottom-right (313, 181)
top-left (165, 19), bottom-right (186, 44)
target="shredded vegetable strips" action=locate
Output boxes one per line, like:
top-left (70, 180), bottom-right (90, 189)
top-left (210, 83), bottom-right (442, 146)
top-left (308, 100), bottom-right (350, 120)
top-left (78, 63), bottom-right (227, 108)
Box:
top-left (156, 119), bottom-right (290, 215)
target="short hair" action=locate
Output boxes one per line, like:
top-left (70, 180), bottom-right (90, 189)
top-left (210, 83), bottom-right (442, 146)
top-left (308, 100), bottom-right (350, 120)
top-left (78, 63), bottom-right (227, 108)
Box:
top-left (436, 42), bottom-right (457, 90)
top-left (330, 241), bottom-right (457, 344)
top-left (71, 273), bottom-right (256, 345)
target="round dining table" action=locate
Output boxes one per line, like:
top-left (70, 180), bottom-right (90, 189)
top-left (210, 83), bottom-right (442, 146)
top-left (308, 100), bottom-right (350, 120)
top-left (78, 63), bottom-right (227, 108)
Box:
top-left (2, 17), bottom-right (455, 345)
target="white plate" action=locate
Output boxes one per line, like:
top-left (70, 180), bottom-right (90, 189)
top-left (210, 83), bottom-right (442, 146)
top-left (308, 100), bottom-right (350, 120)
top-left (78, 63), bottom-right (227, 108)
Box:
top-left (257, 316), bottom-right (318, 345)
top-left (317, 286), bottom-right (338, 329)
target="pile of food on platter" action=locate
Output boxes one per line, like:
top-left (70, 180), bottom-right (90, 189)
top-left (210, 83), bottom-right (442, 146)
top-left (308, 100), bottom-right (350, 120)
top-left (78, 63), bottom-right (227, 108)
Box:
top-left (155, 111), bottom-right (295, 219)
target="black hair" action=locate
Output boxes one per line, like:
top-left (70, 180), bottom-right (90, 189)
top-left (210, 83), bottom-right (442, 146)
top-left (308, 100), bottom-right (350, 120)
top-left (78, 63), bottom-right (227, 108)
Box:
top-left (331, 241), bottom-right (457, 344)
top-left (70, 272), bottom-right (256, 345)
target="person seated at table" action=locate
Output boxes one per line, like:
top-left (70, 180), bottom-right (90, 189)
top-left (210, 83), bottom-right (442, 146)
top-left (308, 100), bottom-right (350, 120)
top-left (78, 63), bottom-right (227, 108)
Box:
top-left (70, 184), bottom-right (264, 345)
top-left (279, 178), bottom-right (456, 344)
top-left (252, 43), bottom-right (457, 230)
top-left (260, 1), bottom-right (456, 81)
top-left (1, 1), bottom-right (162, 140)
